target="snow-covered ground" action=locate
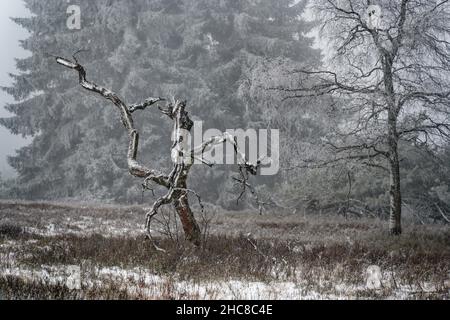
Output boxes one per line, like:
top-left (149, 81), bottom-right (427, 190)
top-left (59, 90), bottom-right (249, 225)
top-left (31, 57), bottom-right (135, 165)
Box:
top-left (0, 201), bottom-right (449, 300)
top-left (1, 260), bottom-right (445, 300)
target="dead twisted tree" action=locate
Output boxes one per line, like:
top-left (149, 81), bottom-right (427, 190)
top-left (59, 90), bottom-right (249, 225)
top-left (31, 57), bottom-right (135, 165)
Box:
top-left (54, 55), bottom-right (262, 247)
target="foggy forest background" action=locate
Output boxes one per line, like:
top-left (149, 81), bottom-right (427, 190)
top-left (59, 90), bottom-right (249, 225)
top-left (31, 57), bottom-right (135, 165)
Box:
top-left (0, 0), bottom-right (449, 226)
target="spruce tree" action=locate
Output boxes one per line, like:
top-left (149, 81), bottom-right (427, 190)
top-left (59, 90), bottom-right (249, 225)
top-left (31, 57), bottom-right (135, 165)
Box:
top-left (2, 0), bottom-right (318, 204)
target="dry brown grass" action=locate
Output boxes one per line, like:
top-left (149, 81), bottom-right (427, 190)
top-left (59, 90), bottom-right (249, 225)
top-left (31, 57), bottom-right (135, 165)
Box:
top-left (0, 201), bottom-right (449, 300)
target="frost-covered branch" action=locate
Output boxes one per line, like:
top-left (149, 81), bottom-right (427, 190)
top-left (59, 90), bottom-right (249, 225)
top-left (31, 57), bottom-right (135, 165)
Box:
top-left (55, 56), bottom-right (170, 187)
top-left (55, 54), bottom-right (264, 247)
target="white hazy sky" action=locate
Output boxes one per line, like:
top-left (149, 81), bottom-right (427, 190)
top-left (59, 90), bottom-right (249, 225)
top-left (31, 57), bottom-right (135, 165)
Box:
top-left (0, 0), bottom-right (32, 178)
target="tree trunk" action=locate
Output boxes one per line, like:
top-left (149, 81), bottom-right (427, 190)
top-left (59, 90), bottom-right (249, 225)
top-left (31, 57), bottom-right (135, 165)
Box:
top-left (384, 53), bottom-right (402, 236)
top-left (388, 113), bottom-right (402, 235)
top-left (173, 180), bottom-right (201, 246)
top-left (388, 155), bottom-right (402, 235)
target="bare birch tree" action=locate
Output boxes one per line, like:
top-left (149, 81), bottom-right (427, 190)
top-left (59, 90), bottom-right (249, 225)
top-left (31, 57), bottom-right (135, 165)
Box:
top-left (280, 0), bottom-right (450, 234)
top-left (53, 54), bottom-right (262, 247)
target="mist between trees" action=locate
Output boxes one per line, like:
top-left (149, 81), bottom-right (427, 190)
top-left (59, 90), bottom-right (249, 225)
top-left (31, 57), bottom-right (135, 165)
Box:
top-left (0, 0), bottom-right (449, 235)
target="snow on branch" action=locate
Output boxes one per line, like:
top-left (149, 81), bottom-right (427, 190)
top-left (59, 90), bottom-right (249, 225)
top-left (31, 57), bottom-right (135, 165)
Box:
top-left (54, 54), bottom-right (263, 247)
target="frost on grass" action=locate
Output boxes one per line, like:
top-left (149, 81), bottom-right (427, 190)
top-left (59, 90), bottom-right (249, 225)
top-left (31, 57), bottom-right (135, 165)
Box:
top-left (1, 263), bottom-right (446, 300)
top-left (0, 202), bottom-right (449, 300)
